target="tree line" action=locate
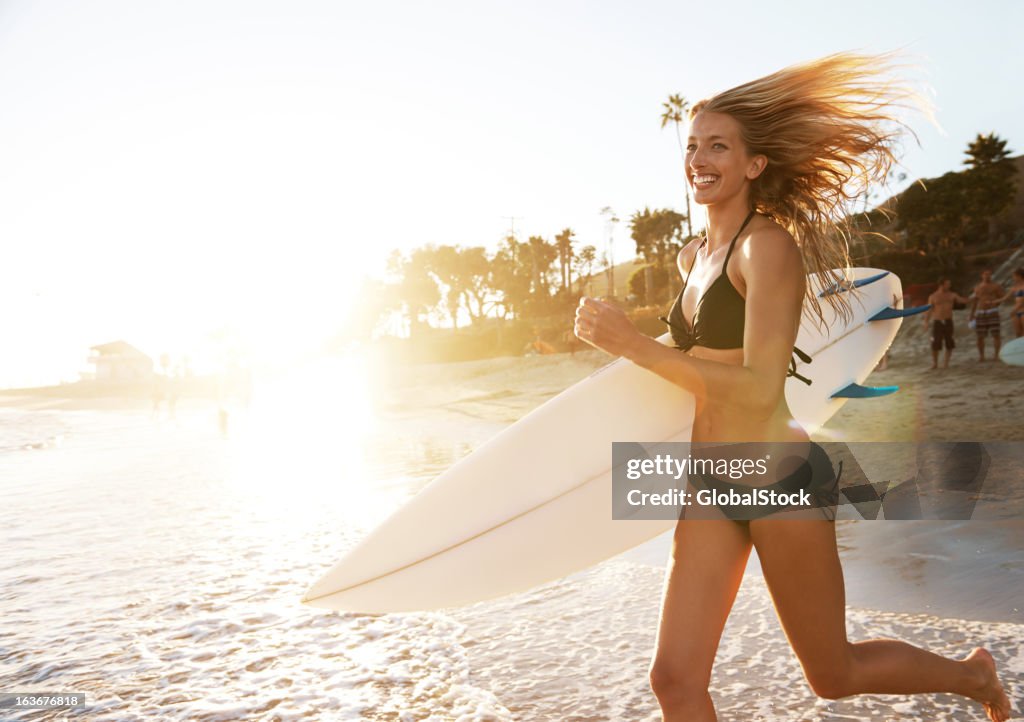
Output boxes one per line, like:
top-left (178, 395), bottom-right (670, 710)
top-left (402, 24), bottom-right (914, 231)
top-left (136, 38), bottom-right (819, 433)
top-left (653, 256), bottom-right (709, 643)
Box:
top-left (372, 205), bottom-right (690, 337)
top-left (896, 132), bottom-right (1019, 257)
top-left (358, 127), bottom-right (1017, 342)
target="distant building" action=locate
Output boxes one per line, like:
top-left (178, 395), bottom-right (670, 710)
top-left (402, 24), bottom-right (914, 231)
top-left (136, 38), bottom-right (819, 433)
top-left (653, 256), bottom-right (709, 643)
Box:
top-left (85, 341), bottom-right (153, 382)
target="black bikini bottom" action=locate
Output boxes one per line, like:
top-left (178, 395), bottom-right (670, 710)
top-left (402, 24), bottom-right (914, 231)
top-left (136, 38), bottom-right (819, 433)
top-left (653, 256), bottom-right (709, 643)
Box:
top-left (681, 441), bottom-right (839, 521)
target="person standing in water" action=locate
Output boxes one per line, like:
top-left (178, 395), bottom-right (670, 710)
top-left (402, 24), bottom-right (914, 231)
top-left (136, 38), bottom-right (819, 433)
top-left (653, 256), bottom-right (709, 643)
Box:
top-left (574, 52), bottom-right (1011, 721)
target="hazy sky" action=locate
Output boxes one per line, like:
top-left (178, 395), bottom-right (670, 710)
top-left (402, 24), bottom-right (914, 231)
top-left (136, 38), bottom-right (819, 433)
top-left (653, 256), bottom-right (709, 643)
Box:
top-left (2, 0), bottom-right (1022, 387)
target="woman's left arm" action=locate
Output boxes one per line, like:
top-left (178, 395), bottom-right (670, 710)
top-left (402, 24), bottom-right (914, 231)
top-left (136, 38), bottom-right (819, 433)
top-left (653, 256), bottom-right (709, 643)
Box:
top-left (576, 229), bottom-right (804, 419)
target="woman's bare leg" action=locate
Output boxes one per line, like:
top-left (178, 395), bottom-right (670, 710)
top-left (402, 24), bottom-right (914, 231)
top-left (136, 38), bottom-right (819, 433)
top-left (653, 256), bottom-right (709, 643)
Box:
top-left (750, 519), bottom-right (1013, 721)
top-left (649, 519), bottom-right (753, 721)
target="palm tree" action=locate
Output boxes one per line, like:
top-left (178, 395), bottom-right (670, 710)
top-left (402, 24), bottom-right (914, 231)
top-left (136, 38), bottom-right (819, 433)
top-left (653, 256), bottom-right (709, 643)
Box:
top-left (453, 246), bottom-right (490, 324)
top-left (387, 248), bottom-right (442, 336)
top-left (962, 132), bottom-right (1017, 242)
top-left (555, 228), bottom-right (575, 293)
top-left (599, 206), bottom-right (619, 297)
top-left (491, 235), bottom-right (531, 319)
top-left (630, 207), bottom-right (687, 303)
top-left (964, 132), bottom-right (1013, 168)
top-left (573, 245), bottom-right (597, 295)
top-left (660, 93), bottom-right (694, 239)
top-left (630, 207), bottom-right (687, 268)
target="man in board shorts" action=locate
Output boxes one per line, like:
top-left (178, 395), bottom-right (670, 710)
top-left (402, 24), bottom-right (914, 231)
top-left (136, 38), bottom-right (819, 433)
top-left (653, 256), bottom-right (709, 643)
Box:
top-left (924, 279), bottom-right (971, 369)
top-left (970, 269), bottom-right (1006, 361)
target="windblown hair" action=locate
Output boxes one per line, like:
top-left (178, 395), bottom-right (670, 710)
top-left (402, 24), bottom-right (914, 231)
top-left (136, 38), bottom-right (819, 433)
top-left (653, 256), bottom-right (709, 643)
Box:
top-left (690, 51), bottom-right (928, 326)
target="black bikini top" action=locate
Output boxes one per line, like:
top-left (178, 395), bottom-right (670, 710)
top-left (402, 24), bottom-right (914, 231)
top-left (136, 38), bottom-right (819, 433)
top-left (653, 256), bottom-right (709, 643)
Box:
top-left (658, 210), bottom-right (813, 385)
top-left (662, 211), bottom-right (753, 351)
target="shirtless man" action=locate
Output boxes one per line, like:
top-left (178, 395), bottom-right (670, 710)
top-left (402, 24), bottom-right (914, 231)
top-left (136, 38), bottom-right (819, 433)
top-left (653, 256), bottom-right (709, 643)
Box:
top-left (970, 269), bottom-right (1006, 361)
top-left (1000, 267), bottom-right (1024, 339)
top-left (924, 279), bottom-right (971, 369)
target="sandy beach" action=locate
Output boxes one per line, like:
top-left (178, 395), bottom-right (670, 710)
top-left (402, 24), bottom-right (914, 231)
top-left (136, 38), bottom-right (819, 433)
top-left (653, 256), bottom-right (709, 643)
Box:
top-left (376, 306), bottom-right (1024, 442)
top-left (2, 308), bottom-right (1022, 720)
top-left (370, 313), bottom-right (1024, 593)
top-left (364, 311), bottom-right (1024, 718)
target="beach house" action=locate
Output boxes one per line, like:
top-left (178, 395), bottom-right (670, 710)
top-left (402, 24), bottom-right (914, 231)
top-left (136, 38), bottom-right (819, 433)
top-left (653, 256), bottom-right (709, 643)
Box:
top-left (85, 341), bottom-right (153, 382)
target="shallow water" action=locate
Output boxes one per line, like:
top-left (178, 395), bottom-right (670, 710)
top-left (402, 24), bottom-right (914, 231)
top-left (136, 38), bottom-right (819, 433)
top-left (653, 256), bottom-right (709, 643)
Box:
top-left (1, 359), bottom-right (1022, 720)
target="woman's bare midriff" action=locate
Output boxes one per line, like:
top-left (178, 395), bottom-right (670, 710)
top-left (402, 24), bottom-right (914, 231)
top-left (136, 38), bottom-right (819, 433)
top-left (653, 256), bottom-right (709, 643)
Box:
top-left (686, 345), bottom-right (809, 445)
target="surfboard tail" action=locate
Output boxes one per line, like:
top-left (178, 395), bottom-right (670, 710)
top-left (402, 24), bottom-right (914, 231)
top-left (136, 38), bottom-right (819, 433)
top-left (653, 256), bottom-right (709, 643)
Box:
top-left (869, 304), bottom-right (930, 321)
top-left (831, 383), bottom-right (899, 399)
top-left (818, 271), bottom-right (890, 297)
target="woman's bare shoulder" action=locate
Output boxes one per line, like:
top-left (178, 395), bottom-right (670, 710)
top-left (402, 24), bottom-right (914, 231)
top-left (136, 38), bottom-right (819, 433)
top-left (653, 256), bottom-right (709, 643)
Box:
top-left (743, 221), bottom-right (801, 267)
top-left (737, 221), bottom-right (804, 292)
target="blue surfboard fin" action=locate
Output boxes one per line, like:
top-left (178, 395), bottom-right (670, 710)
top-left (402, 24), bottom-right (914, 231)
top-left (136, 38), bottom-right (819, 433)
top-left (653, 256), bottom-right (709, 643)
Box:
top-left (831, 383), bottom-right (899, 399)
top-left (869, 304), bottom-right (930, 321)
top-left (819, 271), bottom-right (890, 297)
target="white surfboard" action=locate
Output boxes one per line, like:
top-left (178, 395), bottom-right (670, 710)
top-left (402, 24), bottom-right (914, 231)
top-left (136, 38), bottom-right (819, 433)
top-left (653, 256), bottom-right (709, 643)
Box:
top-left (998, 336), bottom-right (1024, 366)
top-left (304, 268), bottom-right (914, 613)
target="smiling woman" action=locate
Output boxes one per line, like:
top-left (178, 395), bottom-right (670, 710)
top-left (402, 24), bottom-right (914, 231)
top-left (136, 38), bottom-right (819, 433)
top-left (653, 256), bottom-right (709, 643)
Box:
top-left (687, 123), bottom-right (759, 201)
top-left (574, 51), bottom-right (1013, 722)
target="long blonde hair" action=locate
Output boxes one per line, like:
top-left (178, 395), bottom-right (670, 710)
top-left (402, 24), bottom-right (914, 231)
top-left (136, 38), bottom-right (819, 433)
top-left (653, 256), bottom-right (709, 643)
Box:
top-left (690, 51), bottom-right (928, 325)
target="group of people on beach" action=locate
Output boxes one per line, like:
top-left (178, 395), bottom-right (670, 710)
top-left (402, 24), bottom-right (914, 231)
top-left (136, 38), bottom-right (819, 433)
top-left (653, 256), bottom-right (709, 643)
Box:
top-left (923, 267), bottom-right (1024, 368)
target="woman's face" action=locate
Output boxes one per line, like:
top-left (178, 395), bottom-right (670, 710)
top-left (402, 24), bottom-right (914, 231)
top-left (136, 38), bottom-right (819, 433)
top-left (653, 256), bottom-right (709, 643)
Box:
top-left (685, 111), bottom-right (766, 207)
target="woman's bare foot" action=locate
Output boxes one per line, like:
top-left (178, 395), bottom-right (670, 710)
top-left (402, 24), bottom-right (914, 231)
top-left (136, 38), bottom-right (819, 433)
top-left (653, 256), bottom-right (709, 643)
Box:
top-left (964, 647), bottom-right (1012, 721)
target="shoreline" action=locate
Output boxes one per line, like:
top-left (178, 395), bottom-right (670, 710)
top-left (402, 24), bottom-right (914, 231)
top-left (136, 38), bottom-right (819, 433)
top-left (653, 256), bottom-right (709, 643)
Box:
top-left (5, 328), bottom-right (1022, 624)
